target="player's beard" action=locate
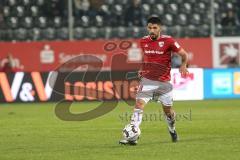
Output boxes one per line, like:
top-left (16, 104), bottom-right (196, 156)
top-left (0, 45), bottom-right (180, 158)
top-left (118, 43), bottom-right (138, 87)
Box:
top-left (149, 33), bottom-right (159, 41)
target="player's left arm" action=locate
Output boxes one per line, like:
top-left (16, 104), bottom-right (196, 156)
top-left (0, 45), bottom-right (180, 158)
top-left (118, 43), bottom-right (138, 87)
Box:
top-left (177, 48), bottom-right (189, 77)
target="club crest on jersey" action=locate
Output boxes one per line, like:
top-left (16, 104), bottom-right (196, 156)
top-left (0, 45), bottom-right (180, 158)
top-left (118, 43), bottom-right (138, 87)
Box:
top-left (158, 41), bottom-right (164, 47)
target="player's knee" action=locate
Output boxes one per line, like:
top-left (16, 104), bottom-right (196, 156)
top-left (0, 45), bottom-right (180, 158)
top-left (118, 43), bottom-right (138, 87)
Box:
top-left (135, 99), bottom-right (145, 110)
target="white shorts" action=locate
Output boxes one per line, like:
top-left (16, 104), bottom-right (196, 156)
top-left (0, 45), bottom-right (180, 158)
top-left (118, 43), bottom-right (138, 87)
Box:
top-left (136, 77), bottom-right (173, 106)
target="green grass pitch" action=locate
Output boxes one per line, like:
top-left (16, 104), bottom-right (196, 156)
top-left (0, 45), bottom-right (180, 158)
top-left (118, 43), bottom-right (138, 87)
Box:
top-left (0, 99), bottom-right (240, 160)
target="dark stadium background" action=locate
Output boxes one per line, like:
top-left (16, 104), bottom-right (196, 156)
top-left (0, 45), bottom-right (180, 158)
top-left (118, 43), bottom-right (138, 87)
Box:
top-left (0, 0), bottom-right (240, 160)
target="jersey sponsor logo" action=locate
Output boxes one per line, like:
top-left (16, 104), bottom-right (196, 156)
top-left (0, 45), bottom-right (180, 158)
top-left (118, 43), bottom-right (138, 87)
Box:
top-left (144, 50), bottom-right (164, 55)
top-left (158, 41), bottom-right (164, 47)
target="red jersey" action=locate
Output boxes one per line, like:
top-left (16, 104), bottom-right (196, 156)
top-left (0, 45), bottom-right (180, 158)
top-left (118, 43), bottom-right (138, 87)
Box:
top-left (139, 35), bottom-right (182, 82)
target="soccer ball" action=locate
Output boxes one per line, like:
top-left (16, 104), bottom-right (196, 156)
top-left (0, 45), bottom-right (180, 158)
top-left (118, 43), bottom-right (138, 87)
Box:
top-left (122, 124), bottom-right (141, 141)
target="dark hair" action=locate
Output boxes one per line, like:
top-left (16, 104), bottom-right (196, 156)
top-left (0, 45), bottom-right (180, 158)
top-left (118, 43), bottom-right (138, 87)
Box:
top-left (147, 16), bottom-right (162, 25)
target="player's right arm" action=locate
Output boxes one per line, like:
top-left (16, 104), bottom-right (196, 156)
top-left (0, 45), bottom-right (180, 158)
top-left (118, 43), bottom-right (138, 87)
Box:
top-left (138, 36), bottom-right (150, 78)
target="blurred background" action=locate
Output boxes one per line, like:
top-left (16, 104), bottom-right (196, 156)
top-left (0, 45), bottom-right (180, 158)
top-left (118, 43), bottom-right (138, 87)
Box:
top-left (1, 2), bottom-right (240, 159)
top-left (0, 0), bottom-right (239, 40)
top-left (0, 0), bottom-right (240, 102)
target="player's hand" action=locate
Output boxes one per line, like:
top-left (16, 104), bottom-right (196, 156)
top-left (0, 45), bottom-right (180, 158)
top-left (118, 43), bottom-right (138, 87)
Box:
top-left (179, 64), bottom-right (189, 78)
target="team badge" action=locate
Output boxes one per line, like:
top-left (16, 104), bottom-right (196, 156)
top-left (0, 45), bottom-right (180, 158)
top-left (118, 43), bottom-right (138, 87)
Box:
top-left (158, 41), bottom-right (164, 47)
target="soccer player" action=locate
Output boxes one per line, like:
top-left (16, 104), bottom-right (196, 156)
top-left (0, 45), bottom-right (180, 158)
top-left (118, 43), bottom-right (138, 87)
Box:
top-left (119, 16), bottom-right (189, 145)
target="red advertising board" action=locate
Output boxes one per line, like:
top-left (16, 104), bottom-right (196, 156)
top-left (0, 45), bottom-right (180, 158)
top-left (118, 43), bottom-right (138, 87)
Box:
top-left (177, 38), bottom-right (212, 68)
top-left (0, 38), bottom-right (212, 72)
